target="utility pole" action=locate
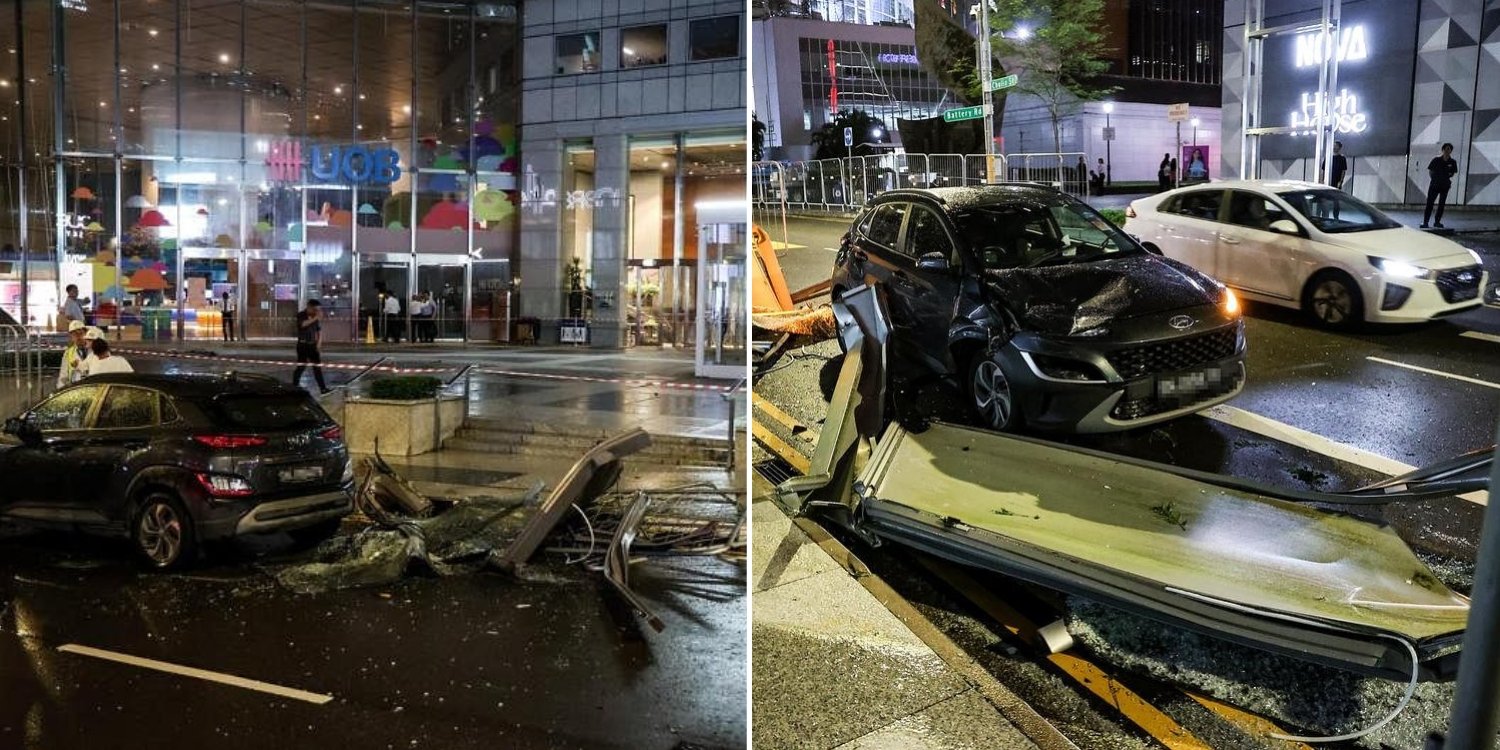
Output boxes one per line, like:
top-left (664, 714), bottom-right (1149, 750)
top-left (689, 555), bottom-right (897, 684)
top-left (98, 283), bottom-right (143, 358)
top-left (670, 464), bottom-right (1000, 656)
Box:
top-left (1103, 102), bottom-right (1113, 186)
top-left (1175, 120), bottom-right (1182, 189)
top-left (977, 0), bottom-right (996, 183)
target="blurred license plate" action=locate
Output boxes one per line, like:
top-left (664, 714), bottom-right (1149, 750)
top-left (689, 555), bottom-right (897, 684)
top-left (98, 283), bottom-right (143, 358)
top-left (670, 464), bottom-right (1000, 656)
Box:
top-left (279, 466), bottom-right (323, 483)
top-left (1156, 367), bottom-right (1222, 399)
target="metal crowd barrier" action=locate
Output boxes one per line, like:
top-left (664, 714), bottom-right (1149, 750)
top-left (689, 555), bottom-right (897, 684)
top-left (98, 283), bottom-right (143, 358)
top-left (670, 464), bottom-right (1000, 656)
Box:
top-left (758, 151), bottom-right (1117, 216)
top-left (0, 324), bottom-right (43, 384)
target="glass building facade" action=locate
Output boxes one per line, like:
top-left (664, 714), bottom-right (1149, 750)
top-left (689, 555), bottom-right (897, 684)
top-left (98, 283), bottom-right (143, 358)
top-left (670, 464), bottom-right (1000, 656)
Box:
top-left (0, 1), bottom-right (522, 343)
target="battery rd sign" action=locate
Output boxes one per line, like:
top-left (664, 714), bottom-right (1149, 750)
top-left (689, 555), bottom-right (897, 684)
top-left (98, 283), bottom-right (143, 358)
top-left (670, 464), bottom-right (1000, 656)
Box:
top-left (943, 105), bottom-right (990, 123)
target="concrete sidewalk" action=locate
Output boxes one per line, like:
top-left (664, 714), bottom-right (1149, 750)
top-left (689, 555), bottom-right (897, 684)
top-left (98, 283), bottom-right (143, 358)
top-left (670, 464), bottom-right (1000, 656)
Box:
top-left (751, 475), bottom-right (1041, 750)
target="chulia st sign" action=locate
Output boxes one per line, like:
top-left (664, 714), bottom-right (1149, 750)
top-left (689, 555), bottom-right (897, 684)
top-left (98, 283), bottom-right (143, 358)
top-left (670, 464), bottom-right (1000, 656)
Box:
top-left (943, 105), bottom-right (990, 123)
top-left (987, 74), bottom-right (1018, 92)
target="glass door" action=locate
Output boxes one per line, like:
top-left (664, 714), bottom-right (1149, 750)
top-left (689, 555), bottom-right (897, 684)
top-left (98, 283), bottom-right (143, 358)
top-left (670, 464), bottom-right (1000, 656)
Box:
top-left (416, 258), bottom-right (467, 341)
top-left (179, 249), bottom-right (239, 342)
top-left (359, 255), bottom-right (411, 343)
top-left (694, 219), bottom-right (747, 379)
top-left (243, 251), bottom-right (300, 339)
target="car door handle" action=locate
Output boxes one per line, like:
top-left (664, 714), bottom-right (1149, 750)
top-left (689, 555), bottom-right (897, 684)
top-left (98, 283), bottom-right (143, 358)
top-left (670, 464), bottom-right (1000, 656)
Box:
top-left (1220, 234), bottom-right (1240, 244)
top-left (48, 445), bottom-right (74, 454)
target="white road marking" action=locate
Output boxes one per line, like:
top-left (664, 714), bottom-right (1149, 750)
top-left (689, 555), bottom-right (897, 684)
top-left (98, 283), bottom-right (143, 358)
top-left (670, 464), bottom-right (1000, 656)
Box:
top-left (1460, 331), bottom-right (1500, 344)
top-left (1202, 405), bottom-right (1488, 506)
top-left (769, 241), bottom-right (806, 251)
top-left (58, 644), bottom-right (335, 704)
top-left (1366, 356), bottom-right (1500, 391)
top-left (824, 247), bottom-right (840, 253)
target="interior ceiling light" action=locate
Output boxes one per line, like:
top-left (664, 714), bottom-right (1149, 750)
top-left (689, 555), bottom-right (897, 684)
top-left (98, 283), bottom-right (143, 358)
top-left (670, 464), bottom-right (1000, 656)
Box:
top-left (148, 28), bottom-right (158, 37)
top-left (218, 53), bottom-right (230, 63)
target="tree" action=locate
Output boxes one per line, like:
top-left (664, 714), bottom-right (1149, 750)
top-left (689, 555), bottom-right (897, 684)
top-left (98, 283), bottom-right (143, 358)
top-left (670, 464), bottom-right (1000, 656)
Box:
top-left (809, 110), bottom-right (891, 161)
top-left (987, 0), bottom-right (1116, 153)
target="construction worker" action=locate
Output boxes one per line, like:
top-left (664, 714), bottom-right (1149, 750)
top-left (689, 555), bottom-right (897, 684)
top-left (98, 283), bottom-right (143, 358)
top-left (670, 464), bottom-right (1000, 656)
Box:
top-left (55, 320), bottom-right (89, 389)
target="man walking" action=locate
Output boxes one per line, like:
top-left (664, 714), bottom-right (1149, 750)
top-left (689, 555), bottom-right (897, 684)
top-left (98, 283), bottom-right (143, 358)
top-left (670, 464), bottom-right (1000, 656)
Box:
top-left (1421, 142), bottom-right (1458, 229)
top-left (293, 299), bottom-right (331, 395)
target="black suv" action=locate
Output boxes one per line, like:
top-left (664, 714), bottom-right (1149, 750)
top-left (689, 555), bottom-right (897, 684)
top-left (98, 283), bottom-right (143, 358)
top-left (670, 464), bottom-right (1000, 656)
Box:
top-left (831, 186), bottom-right (1246, 433)
top-left (0, 373), bottom-right (354, 568)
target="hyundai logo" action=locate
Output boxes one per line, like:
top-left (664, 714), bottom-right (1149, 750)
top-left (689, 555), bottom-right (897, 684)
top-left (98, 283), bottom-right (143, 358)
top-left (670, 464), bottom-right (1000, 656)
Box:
top-left (1457, 271), bottom-right (1476, 283)
top-left (1168, 315), bottom-right (1195, 330)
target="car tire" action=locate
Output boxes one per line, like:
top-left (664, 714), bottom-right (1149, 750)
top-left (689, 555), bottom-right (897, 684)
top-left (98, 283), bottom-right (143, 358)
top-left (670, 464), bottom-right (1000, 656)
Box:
top-left (1303, 270), bottom-right (1364, 329)
top-left (966, 352), bottom-right (1021, 432)
top-left (132, 491), bottom-right (196, 570)
top-left (287, 518), bottom-right (343, 548)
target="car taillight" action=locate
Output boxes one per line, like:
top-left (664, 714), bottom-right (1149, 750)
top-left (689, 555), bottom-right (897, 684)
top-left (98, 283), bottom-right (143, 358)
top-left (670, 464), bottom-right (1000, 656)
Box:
top-left (320, 426), bottom-right (343, 441)
top-left (1125, 205), bottom-right (1137, 219)
top-left (196, 472), bottom-right (254, 498)
top-left (192, 434), bottom-right (268, 449)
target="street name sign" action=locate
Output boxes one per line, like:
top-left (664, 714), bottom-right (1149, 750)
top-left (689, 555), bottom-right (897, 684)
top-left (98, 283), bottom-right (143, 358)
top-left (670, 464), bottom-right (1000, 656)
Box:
top-left (943, 105), bottom-right (990, 123)
top-left (987, 74), bottom-right (1018, 92)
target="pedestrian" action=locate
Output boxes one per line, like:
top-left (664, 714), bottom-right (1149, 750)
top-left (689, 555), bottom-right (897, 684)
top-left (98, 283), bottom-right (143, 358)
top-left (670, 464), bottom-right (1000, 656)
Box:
top-left (292, 299), bottom-right (331, 395)
top-left (79, 336), bottom-right (132, 376)
top-left (221, 290), bottom-right (236, 341)
top-left (1075, 155), bottom-right (1088, 190)
top-left (1169, 157), bottom-right (1179, 188)
top-left (1328, 141), bottom-right (1347, 190)
top-left (382, 290), bottom-right (402, 343)
top-left (55, 320), bottom-right (89, 389)
top-left (59, 283), bottom-right (85, 330)
top-left (1421, 142), bottom-right (1458, 229)
top-left (420, 292), bottom-right (437, 342)
top-left (1158, 153), bottom-right (1172, 191)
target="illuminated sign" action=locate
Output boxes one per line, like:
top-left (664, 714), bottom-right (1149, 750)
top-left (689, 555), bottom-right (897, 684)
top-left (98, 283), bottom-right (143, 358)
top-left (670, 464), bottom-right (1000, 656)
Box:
top-left (264, 141), bottom-right (402, 185)
top-left (876, 52), bottom-right (919, 65)
top-left (1293, 24), bottom-right (1367, 68)
top-left (1289, 88), bottom-right (1367, 135)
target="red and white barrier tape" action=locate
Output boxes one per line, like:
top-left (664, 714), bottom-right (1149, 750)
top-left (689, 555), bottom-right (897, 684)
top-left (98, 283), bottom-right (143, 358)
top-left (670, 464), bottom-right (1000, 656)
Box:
top-left (114, 348), bottom-right (738, 392)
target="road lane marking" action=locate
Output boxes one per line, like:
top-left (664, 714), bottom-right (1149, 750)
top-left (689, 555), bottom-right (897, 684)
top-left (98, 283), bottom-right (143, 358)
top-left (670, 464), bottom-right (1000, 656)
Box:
top-left (1366, 356), bottom-right (1500, 391)
top-left (769, 241), bottom-right (806, 250)
top-left (1202, 405), bottom-right (1488, 506)
top-left (1461, 331), bottom-right (1500, 344)
top-left (58, 644), bottom-right (335, 704)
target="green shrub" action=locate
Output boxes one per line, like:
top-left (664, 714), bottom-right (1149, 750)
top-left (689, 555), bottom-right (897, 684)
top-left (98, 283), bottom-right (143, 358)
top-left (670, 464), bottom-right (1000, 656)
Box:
top-left (369, 375), bottom-right (442, 400)
top-left (1096, 208), bottom-right (1127, 226)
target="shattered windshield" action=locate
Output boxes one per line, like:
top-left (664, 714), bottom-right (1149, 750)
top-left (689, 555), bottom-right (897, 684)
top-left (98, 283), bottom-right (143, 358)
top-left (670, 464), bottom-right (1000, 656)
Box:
top-left (1276, 188), bottom-right (1401, 233)
top-left (954, 199), bottom-right (1142, 270)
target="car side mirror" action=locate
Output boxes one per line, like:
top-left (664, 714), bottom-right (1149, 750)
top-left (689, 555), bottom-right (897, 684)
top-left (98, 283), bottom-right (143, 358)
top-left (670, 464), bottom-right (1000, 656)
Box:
top-left (1268, 219), bottom-right (1300, 235)
top-left (3, 416), bottom-right (38, 443)
top-left (916, 251), bottom-right (950, 271)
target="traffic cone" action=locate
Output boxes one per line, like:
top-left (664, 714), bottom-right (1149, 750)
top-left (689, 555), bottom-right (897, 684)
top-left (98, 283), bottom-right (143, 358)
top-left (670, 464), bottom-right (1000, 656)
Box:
top-left (365, 316), bottom-right (376, 344)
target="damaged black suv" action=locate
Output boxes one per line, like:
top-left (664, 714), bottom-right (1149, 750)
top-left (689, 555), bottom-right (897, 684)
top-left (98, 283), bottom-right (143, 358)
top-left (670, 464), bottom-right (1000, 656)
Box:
top-left (831, 186), bottom-right (1246, 433)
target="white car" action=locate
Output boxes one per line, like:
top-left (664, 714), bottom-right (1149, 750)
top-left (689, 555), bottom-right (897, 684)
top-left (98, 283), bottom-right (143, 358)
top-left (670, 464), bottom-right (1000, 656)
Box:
top-left (1124, 180), bottom-right (1488, 326)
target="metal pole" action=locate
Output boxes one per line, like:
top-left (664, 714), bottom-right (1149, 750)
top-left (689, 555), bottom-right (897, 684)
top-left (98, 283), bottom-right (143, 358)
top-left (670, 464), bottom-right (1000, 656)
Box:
top-left (1434, 418), bottom-right (1500, 748)
top-left (1174, 121), bottom-right (1181, 189)
top-left (1104, 110), bottom-right (1112, 186)
top-left (16, 0), bottom-right (28, 330)
top-left (978, 0), bottom-right (995, 183)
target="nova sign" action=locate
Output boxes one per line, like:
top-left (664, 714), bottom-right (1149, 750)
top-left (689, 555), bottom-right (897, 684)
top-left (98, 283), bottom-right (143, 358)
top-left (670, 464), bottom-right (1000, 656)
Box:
top-left (1293, 24), bottom-right (1367, 68)
top-left (265, 141), bottom-right (402, 185)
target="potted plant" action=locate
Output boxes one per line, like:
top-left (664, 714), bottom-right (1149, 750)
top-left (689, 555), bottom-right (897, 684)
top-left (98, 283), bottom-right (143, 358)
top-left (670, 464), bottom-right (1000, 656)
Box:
top-left (342, 375), bottom-right (466, 456)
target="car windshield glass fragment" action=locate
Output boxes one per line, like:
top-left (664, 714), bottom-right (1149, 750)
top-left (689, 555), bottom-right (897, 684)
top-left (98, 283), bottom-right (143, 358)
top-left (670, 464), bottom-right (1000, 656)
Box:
top-left (1276, 189), bottom-right (1399, 233)
top-left (956, 202), bottom-right (1139, 270)
top-left (211, 394), bottom-right (328, 430)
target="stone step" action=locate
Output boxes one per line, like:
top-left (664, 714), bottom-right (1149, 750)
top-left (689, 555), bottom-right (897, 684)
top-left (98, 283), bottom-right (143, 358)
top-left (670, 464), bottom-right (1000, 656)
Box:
top-left (454, 424), bottom-right (730, 451)
top-left (461, 417), bottom-right (731, 445)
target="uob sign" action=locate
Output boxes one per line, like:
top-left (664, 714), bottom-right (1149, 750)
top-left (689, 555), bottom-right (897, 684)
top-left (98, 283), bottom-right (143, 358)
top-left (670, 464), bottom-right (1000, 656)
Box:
top-left (266, 141), bottom-right (401, 185)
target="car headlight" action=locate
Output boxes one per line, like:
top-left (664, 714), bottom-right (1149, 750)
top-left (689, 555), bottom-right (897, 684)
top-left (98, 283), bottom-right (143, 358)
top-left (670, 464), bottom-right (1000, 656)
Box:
top-left (1368, 256), bottom-right (1434, 280)
top-left (1222, 287), bottom-right (1240, 316)
top-left (1025, 352), bottom-right (1106, 382)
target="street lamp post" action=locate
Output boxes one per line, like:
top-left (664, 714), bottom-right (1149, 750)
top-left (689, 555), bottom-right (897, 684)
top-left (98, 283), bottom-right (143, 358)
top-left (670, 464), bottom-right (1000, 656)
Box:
top-left (1191, 117), bottom-right (1199, 147)
top-left (976, 1), bottom-right (996, 183)
top-left (1103, 101), bottom-right (1113, 186)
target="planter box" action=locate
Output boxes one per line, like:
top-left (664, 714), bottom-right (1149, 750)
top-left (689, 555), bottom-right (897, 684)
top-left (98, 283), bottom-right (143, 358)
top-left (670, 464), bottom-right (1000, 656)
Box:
top-left (342, 395), bottom-right (466, 456)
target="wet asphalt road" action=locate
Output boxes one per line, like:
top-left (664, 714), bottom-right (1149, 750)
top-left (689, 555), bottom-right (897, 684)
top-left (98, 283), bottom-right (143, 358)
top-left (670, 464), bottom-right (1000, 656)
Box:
top-left (0, 529), bottom-right (745, 750)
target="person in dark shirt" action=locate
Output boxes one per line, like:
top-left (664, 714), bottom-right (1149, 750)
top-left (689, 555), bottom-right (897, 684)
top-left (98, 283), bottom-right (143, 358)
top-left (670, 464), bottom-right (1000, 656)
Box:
top-left (1328, 141), bottom-right (1347, 189)
top-left (292, 299), bottom-right (331, 395)
top-left (1422, 142), bottom-right (1458, 229)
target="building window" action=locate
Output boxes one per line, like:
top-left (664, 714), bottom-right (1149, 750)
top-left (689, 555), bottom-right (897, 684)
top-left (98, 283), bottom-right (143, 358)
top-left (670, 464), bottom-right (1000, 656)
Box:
top-left (621, 24), bottom-right (668, 68)
top-left (556, 32), bottom-right (601, 74)
top-left (689, 16), bottom-right (740, 61)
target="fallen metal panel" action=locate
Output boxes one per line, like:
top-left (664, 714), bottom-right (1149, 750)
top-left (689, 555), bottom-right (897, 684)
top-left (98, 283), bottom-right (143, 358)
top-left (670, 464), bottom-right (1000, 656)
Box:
top-left (855, 421), bottom-right (1469, 680)
top-left (493, 428), bottom-right (651, 571)
top-left (603, 491), bottom-right (666, 632)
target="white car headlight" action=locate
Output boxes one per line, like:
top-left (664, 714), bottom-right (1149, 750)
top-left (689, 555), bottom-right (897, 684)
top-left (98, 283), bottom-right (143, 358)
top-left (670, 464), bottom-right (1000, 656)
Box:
top-left (1368, 256), bottom-right (1434, 280)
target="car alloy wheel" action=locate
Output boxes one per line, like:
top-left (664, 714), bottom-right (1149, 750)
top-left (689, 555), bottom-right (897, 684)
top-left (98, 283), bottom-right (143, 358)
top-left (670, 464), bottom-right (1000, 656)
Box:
top-left (135, 494), bottom-right (190, 569)
top-left (1306, 271), bottom-right (1363, 328)
top-left (970, 357), bottom-right (1016, 431)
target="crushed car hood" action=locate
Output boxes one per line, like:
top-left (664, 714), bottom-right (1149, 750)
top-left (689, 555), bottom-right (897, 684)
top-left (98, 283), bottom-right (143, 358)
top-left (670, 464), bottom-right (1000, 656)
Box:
top-left (983, 254), bottom-right (1216, 336)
